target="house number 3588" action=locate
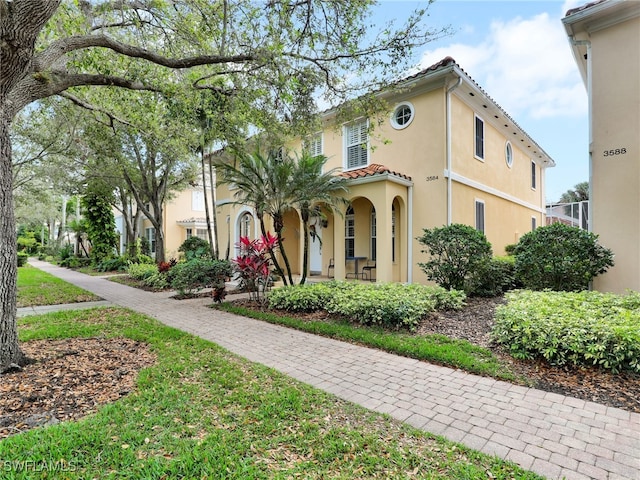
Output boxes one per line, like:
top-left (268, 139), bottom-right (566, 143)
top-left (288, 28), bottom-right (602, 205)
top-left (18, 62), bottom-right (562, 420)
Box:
top-left (603, 148), bottom-right (627, 157)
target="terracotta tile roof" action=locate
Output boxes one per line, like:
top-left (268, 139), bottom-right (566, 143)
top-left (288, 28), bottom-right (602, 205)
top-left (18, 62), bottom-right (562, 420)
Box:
top-left (565, 0), bottom-right (608, 16)
top-left (339, 163), bottom-right (412, 181)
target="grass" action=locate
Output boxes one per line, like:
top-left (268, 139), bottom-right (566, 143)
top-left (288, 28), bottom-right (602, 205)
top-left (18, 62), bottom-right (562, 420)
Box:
top-left (17, 265), bottom-right (101, 307)
top-left (217, 303), bottom-right (520, 383)
top-left (2, 307), bottom-right (543, 479)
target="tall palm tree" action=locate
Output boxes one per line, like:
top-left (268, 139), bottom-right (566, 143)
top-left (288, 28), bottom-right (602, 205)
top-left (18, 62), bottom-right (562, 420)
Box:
top-left (213, 149), bottom-right (292, 285)
top-left (215, 148), bottom-right (350, 285)
top-left (291, 153), bottom-right (349, 284)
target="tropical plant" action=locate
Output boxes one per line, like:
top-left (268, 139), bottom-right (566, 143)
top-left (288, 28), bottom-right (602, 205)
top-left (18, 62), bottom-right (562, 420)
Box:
top-left (233, 233), bottom-right (279, 303)
top-left (417, 224), bottom-right (492, 291)
top-left (290, 153), bottom-right (349, 284)
top-left (216, 150), bottom-right (349, 286)
top-left (513, 222), bottom-right (614, 291)
top-left (215, 149), bottom-right (294, 285)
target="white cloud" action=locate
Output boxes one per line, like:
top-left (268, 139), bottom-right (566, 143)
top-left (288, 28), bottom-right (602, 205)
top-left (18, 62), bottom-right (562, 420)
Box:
top-left (417, 10), bottom-right (587, 119)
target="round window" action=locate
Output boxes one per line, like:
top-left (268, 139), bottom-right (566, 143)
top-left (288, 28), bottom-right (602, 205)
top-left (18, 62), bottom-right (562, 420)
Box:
top-left (391, 102), bottom-right (414, 130)
top-left (505, 141), bottom-right (513, 168)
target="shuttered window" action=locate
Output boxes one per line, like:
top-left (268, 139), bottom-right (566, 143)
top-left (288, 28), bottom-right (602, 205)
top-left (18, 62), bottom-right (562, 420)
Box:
top-left (345, 120), bottom-right (368, 169)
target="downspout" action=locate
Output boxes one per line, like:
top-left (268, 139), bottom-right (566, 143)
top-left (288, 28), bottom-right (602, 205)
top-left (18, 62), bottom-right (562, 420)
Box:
top-left (446, 75), bottom-right (463, 225)
top-left (570, 37), bottom-right (592, 231)
top-left (407, 184), bottom-right (413, 284)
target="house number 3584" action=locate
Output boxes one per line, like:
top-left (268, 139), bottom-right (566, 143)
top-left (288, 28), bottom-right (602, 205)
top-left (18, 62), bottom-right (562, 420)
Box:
top-left (603, 148), bottom-right (627, 157)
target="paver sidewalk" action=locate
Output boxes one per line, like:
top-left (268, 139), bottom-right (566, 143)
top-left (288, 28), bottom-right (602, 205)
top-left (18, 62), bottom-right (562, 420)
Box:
top-left (24, 260), bottom-right (640, 480)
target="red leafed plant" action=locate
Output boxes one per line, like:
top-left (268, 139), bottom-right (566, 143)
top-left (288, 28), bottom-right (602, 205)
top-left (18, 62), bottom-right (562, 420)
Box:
top-left (157, 258), bottom-right (176, 274)
top-left (233, 233), bottom-right (279, 303)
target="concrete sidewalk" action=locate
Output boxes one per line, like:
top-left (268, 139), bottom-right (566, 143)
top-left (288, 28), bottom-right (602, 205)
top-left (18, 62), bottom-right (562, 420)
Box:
top-left (23, 260), bottom-right (640, 479)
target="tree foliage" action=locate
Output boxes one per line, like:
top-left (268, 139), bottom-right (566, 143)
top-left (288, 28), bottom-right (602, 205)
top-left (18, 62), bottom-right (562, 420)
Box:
top-left (81, 183), bottom-right (118, 265)
top-left (0, 0), bottom-right (449, 371)
top-left (417, 224), bottom-right (493, 291)
top-left (559, 181), bottom-right (589, 204)
top-left (513, 222), bottom-right (614, 291)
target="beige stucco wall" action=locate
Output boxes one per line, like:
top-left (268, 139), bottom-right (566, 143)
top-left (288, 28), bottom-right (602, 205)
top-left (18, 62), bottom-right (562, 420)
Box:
top-left (209, 72), bottom-right (549, 285)
top-left (572, 11), bottom-right (640, 293)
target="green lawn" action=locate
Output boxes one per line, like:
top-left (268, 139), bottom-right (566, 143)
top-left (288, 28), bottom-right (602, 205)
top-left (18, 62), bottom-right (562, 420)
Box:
top-left (17, 265), bottom-right (101, 307)
top-left (1, 307), bottom-right (543, 479)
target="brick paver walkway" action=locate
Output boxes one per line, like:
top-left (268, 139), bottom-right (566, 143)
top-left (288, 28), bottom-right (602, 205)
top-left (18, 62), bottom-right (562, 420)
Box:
top-left (22, 260), bottom-right (640, 480)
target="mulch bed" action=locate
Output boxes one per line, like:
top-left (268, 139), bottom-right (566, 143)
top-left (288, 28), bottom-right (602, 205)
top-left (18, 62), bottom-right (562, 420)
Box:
top-left (0, 338), bottom-right (156, 439)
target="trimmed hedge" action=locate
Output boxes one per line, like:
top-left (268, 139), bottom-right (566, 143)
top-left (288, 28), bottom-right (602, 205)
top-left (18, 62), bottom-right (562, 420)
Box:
top-left (268, 282), bottom-right (465, 329)
top-left (492, 290), bottom-right (640, 373)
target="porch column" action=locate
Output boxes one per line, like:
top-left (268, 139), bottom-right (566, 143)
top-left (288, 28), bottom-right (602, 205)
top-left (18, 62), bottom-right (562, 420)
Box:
top-left (374, 199), bottom-right (393, 283)
top-left (333, 210), bottom-right (346, 280)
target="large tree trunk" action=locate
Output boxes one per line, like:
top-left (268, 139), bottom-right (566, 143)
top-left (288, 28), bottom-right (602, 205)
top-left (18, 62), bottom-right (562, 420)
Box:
top-left (0, 116), bottom-right (27, 372)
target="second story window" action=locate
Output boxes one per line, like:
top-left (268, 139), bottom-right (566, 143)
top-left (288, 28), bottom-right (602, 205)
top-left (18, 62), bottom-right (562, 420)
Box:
top-left (531, 161), bottom-right (537, 189)
top-left (474, 115), bottom-right (484, 160)
top-left (345, 119), bottom-right (368, 170)
top-left (305, 134), bottom-right (323, 157)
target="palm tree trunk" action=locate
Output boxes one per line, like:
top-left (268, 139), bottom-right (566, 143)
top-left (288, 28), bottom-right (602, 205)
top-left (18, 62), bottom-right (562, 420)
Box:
top-left (259, 217), bottom-right (288, 286)
top-left (274, 213), bottom-right (294, 285)
top-left (300, 208), bottom-right (310, 285)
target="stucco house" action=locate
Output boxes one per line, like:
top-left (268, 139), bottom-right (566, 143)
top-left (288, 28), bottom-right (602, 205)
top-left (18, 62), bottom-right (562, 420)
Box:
top-left (114, 185), bottom-right (215, 259)
top-left (214, 57), bottom-right (555, 284)
top-left (562, 0), bottom-right (640, 293)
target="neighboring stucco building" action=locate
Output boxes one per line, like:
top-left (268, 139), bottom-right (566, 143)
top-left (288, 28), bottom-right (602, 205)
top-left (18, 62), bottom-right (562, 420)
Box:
top-left (563, 0), bottom-right (640, 293)
top-left (215, 57), bottom-right (555, 284)
top-left (114, 185), bottom-right (215, 259)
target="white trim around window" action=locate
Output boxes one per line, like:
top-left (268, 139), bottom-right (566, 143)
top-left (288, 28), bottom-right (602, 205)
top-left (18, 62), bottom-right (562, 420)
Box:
top-left (531, 160), bottom-right (537, 190)
top-left (475, 199), bottom-right (485, 234)
top-left (505, 141), bottom-right (513, 168)
top-left (390, 102), bottom-right (415, 130)
top-left (343, 118), bottom-right (369, 170)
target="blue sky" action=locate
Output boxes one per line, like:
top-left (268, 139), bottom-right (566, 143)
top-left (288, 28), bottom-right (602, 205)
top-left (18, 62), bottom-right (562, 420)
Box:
top-left (372, 0), bottom-right (589, 202)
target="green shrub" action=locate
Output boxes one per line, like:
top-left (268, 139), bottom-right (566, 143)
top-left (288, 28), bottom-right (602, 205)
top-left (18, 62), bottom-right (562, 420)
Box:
top-left (178, 236), bottom-right (211, 261)
top-left (269, 282), bottom-right (465, 330)
top-left (492, 290), bottom-right (640, 373)
top-left (58, 244), bottom-right (74, 261)
top-left (465, 256), bottom-right (517, 297)
top-left (144, 271), bottom-right (170, 290)
top-left (417, 224), bottom-right (492, 291)
top-left (268, 282), bottom-right (338, 312)
top-left (59, 256), bottom-right (91, 269)
top-left (513, 223), bottom-right (614, 291)
top-left (504, 244), bottom-right (516, 256)
top-left (96, 256), bottom-right (129, 272)
top-left (127, 262), bottom-right (159, 281)
top-left (17, 251), bottom-right (28, 267)
top-left (170, 258), bottom-right (232, 295)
